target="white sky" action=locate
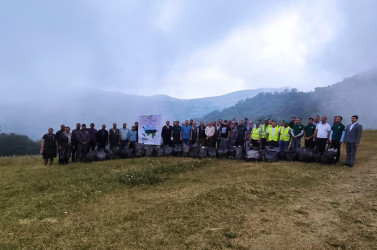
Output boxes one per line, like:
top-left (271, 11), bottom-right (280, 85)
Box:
top-left (1, 0), bottom-right (376, 99)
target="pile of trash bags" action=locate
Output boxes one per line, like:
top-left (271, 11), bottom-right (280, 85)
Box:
top-left (84, 143), bottom-right (337, 165)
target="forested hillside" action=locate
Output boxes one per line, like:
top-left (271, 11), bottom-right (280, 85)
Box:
top-left (200, 69), bottom-right (377, 128)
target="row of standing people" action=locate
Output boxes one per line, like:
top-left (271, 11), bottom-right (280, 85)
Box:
top-left (160, 115), bottom-right (362, 166)
top-left (41, 122), bottom-right (139, 165)
top-left (41, 115), bottom-right (362, 167)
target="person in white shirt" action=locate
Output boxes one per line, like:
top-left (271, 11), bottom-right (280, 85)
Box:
top-left (205, 122), bottom-right (215, 148)
top-left (313, 116), bottom-right (331, 153)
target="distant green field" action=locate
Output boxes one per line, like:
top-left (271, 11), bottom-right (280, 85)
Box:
top-left (1, 131), bottom-right (376, 249)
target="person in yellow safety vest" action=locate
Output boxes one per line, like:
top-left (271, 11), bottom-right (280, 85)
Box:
top-left (266, 119), bottom-right (279, 147)
top-left (251, 122), bottom-right (261, 148)
top-left (278, 120), bottom-right (291, 152)
top-left (260, 118), bottom-right (271, 149)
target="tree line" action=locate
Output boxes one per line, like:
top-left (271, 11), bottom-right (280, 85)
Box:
top-left (0, 133), bottom-right (41, 156)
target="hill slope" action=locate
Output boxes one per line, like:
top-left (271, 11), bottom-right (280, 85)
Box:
top-left (0, 88), bottom-right (283, 140)
top-left (200, 69), bottom-right (377, 128)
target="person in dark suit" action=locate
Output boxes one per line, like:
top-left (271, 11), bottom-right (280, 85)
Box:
top-left (161, 120), bottom-right (173, 146)
top-left (343, 115), bottom-right (363, 167)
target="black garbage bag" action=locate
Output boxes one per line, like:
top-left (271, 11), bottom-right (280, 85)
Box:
top-left (155, 147), bottom-right (164, 157)
top-left (222, 148), bottom-right (229, 158)
top-left (265, 146), bottom-right (281, 162)
top-left (85, 150), bottom-right (97, 162)
top-left (228, 147), bottom-right (235, 159)
top-left (297, 147), bottom-right (314, 162)
top-left (207, 147), bottom-right (216, 158)
top-left (173, 144), bottom-right (183, 157)
top-left (105, 149), bottom-right (116, 160)
top-left (135, 143), bottom-right (145, 157)
top-left (321, 148), bottom-right (337, 164)
top-left (182, 143), bottom-right (190, 157)
top-left (199, 146), bottom-right (207, 158)
top-left (245, 150), bottom-right (261, 161)
top-left (189, 145), bottom-right (199, 158)
top-left (164, 145), bottom-right (173, 156)
top-left (314, 152), bottom-right (322, 163)
top-left (112, 146), bottom-right (121, 155)
top-left (217, 148), bottom-right (224, 158)
top-left (96, 149), bottom-right (107, 161)
top-left (284, 149), bottom-right (297, 161)
top-left (235, 146), bottom-right (244, 160)
top-left (119, 146), bottom-right (133, 158)
top-left (144, 145), bottom-right (156, 157)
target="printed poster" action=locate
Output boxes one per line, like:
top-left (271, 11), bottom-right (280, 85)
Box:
top-left (138, 114), bottom-right (162, 145)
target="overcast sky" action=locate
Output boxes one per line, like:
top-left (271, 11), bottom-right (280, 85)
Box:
top-left (1, 0), bottom-right (376, 99)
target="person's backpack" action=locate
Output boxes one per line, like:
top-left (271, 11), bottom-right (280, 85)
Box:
top-left (144, 145), bottom-right (156, 157)
top-left (135, 143), bottom-right (145, 157)
top-left (265, 146), bottom-right (281, 162)
top-left (189, 145), bottom-right (199, 158)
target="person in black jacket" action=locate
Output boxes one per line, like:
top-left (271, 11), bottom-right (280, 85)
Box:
top-left (41, 128), bottom-right (57, 166)
top-left (56, 124), bottom-right (65, 164)
top-left (58, 126), bottom-right (71, 164)
top-left (96, 124), bottom-right (109, 150)
top-left (161, 120), bottom-right (173, 146)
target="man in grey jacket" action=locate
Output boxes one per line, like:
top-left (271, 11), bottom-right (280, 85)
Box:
top-left (343, 115), bottom-right (363, 167)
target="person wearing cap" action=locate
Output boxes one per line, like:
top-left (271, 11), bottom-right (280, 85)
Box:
top-left (278, 120), bottom-right (291, 151)
top-left (266, 120), bottom-right (279, 147)
top-left (304, 118), bottom-right (316, 149)
top-left (291, 117), bottom-right (305, 152)
top-left (251, 121), bottom-right (261, 148)
top-left (260, 119), bottom-right (270, 149)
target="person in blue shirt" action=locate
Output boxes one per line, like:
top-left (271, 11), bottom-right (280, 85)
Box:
top-left (129, 126), bottom-right (138, 152)
top-left (180, 120), bottom-right (192, 145)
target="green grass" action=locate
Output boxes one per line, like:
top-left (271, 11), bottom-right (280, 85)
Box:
top-left (0, 131), bottom-right (377, 249)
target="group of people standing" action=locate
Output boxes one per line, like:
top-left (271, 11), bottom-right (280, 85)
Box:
top-left (160, 115), bottom-right (362, 167)
top-left (41, 122), bottom-right (139, 166)
top-left (41, 114), bottom-right (362, 168)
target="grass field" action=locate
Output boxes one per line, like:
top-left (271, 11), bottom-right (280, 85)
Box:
top-left (1, 131), bottom-right (377, 249)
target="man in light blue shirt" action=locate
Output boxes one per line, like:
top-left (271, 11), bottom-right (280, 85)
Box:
top-left (120, 123), bottom-right (131, 149)
top-left (180, 120), bottom-right (192, 145)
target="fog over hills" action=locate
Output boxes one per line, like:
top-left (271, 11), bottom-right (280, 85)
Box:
top-left (0, 88), bottom-right (284, 140)
top-left (200, 69), bottom-right (377, 129)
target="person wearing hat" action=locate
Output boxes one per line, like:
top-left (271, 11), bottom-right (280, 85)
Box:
top-left (291, 117), bottom-right (305, 152)
top-left (278, 120), bottom-right (291, 151)
top-left (266, 119), bottom-right (279, 147)
top-left (251, 121), bottom-right (261, 148)
top-left (260, 119), bottom-right (270, 149)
